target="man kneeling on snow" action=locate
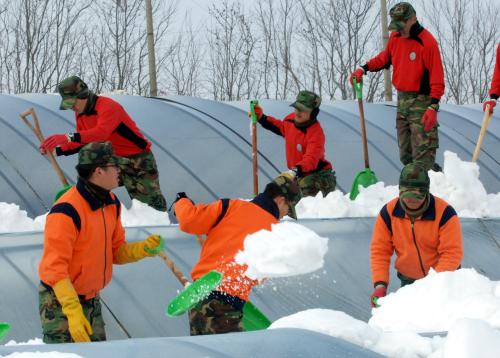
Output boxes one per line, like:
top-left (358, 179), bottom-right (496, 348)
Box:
top-left (173, 175), bottom-right (302, 335)
top-left (370, 162), bottom-right (463, 307)
top-left (38, 142), bottom-right (164, 343)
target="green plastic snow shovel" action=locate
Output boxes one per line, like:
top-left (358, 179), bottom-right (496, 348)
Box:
top-left (0, 322), bottom-right (11, 342)
top-left (54, 184), bottom-right (74, 202)
top-left (349, 77), bottom-right (378, 200)
top-left (166, 270), bottom-right (223, 317)
top-left (243, 301), bottom-right (272, 331)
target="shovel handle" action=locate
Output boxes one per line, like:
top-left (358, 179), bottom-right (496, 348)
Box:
top-left (472, 104), bottom-right (493, 162)
top-left (250, 100), bottom-right (259, 195)
top-left (159, 251), bottom-right (189, 287)
top-left (20, 108), bottom-right (69, 187)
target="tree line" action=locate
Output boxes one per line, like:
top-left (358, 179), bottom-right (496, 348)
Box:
top-left (0, 0), bottom-right (497, 104)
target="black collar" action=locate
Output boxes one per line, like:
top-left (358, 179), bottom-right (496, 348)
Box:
top-left (251, 193), bottom-right (280, 219)
top-left (76, 178), bottom-right (115, 211)
top-left (395, 21), bottom-right (424, 43)
top-left (393, 194), bottom-right (436, 220)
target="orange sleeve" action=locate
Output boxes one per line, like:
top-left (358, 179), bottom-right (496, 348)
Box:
top-left (370, 211), bottom-right (394, 286)
top-left (175, 198), bottom-right (223, 235)
top-left (39, 213), bottom-right (78, 286)
top-left (435, 215), bottom-right (463, 272)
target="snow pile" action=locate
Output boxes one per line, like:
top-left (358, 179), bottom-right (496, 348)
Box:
top-left (235, 221), bottom-right (328, 280)
top-left (296, 150), bottom-right (500, 219)
top-left (0, 199), bottom-right (169, 234)
top-left (4, 339), bottom-right (43, 346)
top-left (272, 269), bottom-right (500, 357)
top-left (271, 310), bottom-right (500, 358)
top-left (0, 203), bottom-right (44, 233)
top-left (2, 339), bottom-right (84, 357)
top-left (369, 268), bottom-right (500, 332)
top-left (120, 199), bottom-right (170, 226)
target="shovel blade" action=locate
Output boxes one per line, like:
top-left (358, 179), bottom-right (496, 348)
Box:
top-left (166, 270), bottom-right (223, 317)
top-left (349, 168), bottom-right (378, 200)
top-left (54, 184), bottom-right (74, 202)
top-left (243, 301), bottom-right (271, 331)
top-left (0, 322), bottom-right (11, 342)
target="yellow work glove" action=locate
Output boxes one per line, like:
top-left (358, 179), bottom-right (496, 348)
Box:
top-left (115, 234), bottom-right (165, 264)
top-left (52, 278), bottom-right (92, 343)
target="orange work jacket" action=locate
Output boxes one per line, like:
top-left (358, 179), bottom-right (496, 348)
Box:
top-left (371, 195), bottom-right (462, 286)
top-left (39, 179), bottom-right (126, 299)
top-left (175, 194), bottom-right (279, 301)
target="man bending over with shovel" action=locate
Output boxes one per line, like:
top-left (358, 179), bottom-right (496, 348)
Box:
top-left (40, 76), bottom-right (167, 212)
top-left (370, 162), bottom-right (462, 308)
top-left (253, 90), bottom-right (336, 197)
top-left (173, 175), bottom-right (302, 335)
top-left (38, 142), bottom-right (164, 343)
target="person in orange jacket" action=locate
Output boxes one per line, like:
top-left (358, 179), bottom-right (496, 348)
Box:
top-left (38, 142), bottom-right (165, 343)
top-left (483, 43), bottom-right (500, 114)
top-left (253, 90), bottom-right (336, 198)
top-left (174, 175), bottom-right (302, 335)
top-left (370, 162), bottom-right (462, 307)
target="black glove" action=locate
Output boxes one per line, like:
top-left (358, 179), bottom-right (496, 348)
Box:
top-left (175, 192), bottom-right (188, 202)
top-left (294, 166), bottom-right (303, 178)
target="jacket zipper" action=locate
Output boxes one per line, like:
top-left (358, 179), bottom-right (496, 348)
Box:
top-left (410, 219), bottom-right (426, 277)
top-left (101, 208), bottom-right (108, 288)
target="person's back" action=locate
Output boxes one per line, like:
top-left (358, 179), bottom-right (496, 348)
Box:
top-left (174, 175), bottom-right (302, 335)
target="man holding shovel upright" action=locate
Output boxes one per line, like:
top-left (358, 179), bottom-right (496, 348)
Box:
top-left (253, 90), bottom-right (336, 198)
top-left (369, 162), bottom-right (462, 308)
top-left (173, 175), bottom-right (302, 335)
top-left (483, 43), bottom-right (500, 114)
top-left (38, 142), bottom-right (164, 343)
top-left (39, 76), bottom-right (167, 212)
top-left (352, 2), bottom-right (444, 172)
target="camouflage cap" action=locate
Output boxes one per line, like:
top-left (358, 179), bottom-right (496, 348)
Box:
top-left (388, 2), bottom-right (416, 32)
top-left (399, 162), bottom-right (430, 200)
top-left (58, 76), bottom-right (89, 110)
top-left (290, 90), bottom-right (321, 113)
top-left (272, 175), bottom-right (302, 219)
top-left (77, 141), bottom-right (129, 167)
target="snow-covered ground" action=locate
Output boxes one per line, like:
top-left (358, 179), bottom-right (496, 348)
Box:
top-left (1, 339), bottom-right (82, 358)
top-left (271, 269), bottom-right (500, 358)
top-left (1, 151), bottom-right (498, 234)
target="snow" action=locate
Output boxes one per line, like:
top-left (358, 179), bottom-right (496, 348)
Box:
top-left (1, 339), bottom-right (82, 358)
top-left (1, 150), bottom-right (497, 234)
top-left (369, 269), bottom-right (500, 332)
top-left (296, 151), bottom-right (500, 219)
top-left (234, 221), bottom-right (329, 279)
top-left (271, 269), bottom-right (500, 357)
top-left (0, 199), bottom-right (168, 234)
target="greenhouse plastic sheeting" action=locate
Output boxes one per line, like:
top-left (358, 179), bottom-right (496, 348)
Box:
top-left (0, 94), bottom-right (499, 217)
top-left (1, 218), bottom-right (499, 345)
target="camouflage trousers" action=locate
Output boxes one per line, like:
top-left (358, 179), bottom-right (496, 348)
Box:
top-left (119, 150), bottom-right (167, 212)
top-left (298, 169), bottom-right (337, 197)
top-left (38, 284), bottom-right (106, 344)
top-left (396, 92), bottom-right (439, 171)
top-left (188, 295), bottom-right (244, 336)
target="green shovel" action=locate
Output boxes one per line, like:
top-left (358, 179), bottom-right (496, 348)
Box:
top-left (349, 77), bottom-right (378, 200)
top-left (243, 301), bottom-right (271, 331)
top-left (166, 270), bottom-right (223, 316)
top-left (191, 235), bottom-right (272, 331)
top-left (0, 322), bottom-right (11, 342)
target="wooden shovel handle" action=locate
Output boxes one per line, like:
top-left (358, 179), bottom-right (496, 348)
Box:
top-left (159, 251), bottom-right (189, 287)
top-left (19, 108), bottom-right (69, 186)
top-left (472, 105), bottom-right (493, 162)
